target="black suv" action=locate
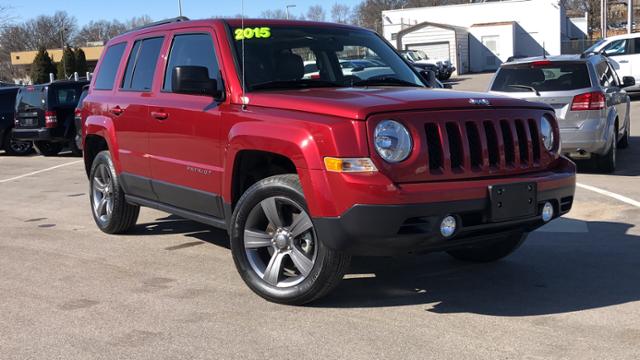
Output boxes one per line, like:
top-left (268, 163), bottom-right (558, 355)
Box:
top-left (0, 87), bottom-right (33, 156)
top-left (13, 80), bottom-right (88, 156)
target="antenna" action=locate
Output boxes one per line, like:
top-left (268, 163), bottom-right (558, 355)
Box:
top-left (241, 0), bottom-right (248, 110)
top-left (543, 42), bottom-right (546, 59)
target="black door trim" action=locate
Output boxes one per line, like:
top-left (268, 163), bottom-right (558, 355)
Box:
top-left (125, 194), bottom-right (227, 231)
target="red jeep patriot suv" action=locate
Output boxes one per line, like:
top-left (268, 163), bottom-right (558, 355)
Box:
top-left (82, 17), bottom-right (576, 304)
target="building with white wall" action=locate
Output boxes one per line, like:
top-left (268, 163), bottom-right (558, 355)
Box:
top-left (383, 0), bottom-right (588, 74)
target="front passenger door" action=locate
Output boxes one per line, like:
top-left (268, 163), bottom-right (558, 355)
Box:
top-left (147, 30), bottom-right (226, 219)
top-left (604, 39), bottom-right (633, 80)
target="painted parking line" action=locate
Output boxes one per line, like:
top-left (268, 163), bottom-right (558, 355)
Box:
top-left (577, 182), bottom-right (640, 209)
top-left (0, 160), bottom-right (83, 184)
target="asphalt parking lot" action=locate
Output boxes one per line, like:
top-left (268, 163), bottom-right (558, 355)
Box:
top-left (1, 74), bottom-right (640, 359)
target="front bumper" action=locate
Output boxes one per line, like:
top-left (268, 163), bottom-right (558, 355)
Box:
top-left (315, 185), bottom-right (574, 256)
top-left (312, 158), bottom-right (576, 256)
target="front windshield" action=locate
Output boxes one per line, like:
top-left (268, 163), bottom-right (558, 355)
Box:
top-left (584, 39), bottom-right (607, 54)
top-left (230, 25), bottom-right (424, 91)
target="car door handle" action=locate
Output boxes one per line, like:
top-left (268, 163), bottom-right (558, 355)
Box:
top-left (619, 60), bottom-right (629, 63)
top-left (151, 111), bottom-right (169, 120)
top-left (110, 106), bottom-right (124, 116)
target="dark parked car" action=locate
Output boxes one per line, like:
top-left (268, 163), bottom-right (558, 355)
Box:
top-left (0, 87), bottom-right (33, 156)
top-left (13, 80), bottom-right (88, 156)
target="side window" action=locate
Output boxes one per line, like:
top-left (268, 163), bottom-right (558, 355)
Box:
top-left (94, 43), bottom-right (126, 90)
top-left (634, 38), bottom-right (640, 54)
top-left (597, 61), bottom-right (617, 87)
top-left (163, 33), bottom-right (220, 92)
top-left (603, 39), bottom-right (628, 56)
top-left (607, 63), bottom-right (621, 86)
top-left (121, 37), bottom-right (164, 92)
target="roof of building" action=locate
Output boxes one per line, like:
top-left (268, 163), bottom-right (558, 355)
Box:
top-left (471, 21), bottom-right (517, 27)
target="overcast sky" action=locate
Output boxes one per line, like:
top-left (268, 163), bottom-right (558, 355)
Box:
top-left (8, 0), bottom-right (363, 26)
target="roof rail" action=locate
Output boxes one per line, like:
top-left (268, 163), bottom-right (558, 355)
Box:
top-left (123, 16), bottom-right (190, 34)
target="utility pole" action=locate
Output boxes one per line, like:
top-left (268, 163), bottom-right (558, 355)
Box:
top-left (60, 25), bottom-right (67, 79)
top-left (178, 0), bottom-right (183, 16)
top-left (601, 0), bottom-right (608, 38)
top-left (286, 4), bottom-right (296, 20)
top-left (628, 0), bottom-right (634, 34)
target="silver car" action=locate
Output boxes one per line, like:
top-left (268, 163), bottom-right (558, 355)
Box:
top-left (489, 55), bottom-right (633, 172)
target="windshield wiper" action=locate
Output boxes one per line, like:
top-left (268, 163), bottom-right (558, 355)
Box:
top-left (508, 84), bottom-right (540, 96)
top-left (351, 77), bottom-right (423, 88)
top-left (250, 79), bottom-right (344, 91)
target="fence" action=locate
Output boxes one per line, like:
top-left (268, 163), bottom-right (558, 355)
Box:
top-left (561, 39), bottom-right (600, 55)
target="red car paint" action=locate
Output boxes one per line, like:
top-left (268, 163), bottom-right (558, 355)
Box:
top-left (83, 18), bottom-right (575, 220)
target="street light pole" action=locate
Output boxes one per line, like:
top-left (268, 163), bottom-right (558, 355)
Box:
top-left (60, 25), bottom-right (67, 80)
top-left (628, 0), bottom-right (634, 34)
top-left (286, 4), bottom-right (296, 20)
top-left (178, 0), bottom-right (183, 17)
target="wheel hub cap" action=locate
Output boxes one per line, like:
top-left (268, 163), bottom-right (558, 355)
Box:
top-left (273, 228), bottom-right (292, 250)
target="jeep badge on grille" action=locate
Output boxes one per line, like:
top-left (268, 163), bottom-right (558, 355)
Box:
top-left (469, 98), bottom-right (491, 106)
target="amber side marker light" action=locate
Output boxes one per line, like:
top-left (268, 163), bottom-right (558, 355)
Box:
top-left (324, 157), bottom-right (378, 173)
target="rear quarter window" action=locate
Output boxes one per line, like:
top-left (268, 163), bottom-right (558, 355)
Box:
top-left (94, 42), bottom-right (127, 90)
top-left (49, 86), bottom-right (82, 108)
top-left (491, 63), bottom-right (592, 92)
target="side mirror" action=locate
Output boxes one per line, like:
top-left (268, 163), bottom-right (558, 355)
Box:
top-left (622, 76), bottom-right (636, 87)
top-left (420, 70), bottom-right (438, 88)
top-left (172, 66), bottom-right (222, 99)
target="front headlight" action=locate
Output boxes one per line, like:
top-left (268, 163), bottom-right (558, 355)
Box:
top-left (374, 120), bottom-right (413, 163)
top-left (540, 116), bottom-right (555, 151)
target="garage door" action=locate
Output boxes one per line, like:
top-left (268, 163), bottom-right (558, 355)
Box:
top-left (407, 42), bottom-right (451, 61)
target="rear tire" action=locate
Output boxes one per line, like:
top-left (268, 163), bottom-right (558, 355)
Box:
top-left (34, 141), bottom-right (63, 156)
top-left (447, 232), bottom-right (527, 263)
top-left (230, 174), bottom-right (351, 305)
top-left (594, 136), bottom-right (616, 173)
top-left (3, 132), bottom-right (33, 156)
top-left (89, 150), bottom-right (139, 234)
top-left (618, 123), bottom-right (630, 149)
top-left (69, 137), bottom-right (83, 157)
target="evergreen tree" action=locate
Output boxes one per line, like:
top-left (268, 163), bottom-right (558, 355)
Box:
top-left (56, 46), bottom-right (76, 80)
top-left (74, 47), bottom-right (88, 76)
top-left (29, 48), bottom-right (56, 84)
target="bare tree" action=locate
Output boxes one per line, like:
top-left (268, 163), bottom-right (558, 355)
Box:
top-left (330, 4), bottom-right (352, 24)
top-left (74, 20), bottom-right (127, 46)
top-left (125, 15), bottom-right (153, 30)
top-left (306, 5), bottom-right (326, 22)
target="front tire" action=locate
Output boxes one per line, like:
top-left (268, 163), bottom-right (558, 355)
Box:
top-left (34, 141), bottom-right (63, 156)
top-left (230, 174), bottom-right (350, 305)
top-left (3, 132), bottom-right (33, 156)
top-left (447, 232), bottom-right (527, 263)
top-left (89, 150), bottom-right (139, 234)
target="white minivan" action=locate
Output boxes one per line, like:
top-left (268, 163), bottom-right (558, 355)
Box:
top-left (585, 33), bottom-right (640, 91)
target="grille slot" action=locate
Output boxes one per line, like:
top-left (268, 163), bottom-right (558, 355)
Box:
top-left (500, 120), bottom-right (515, 166)
top-left (483, 121), bottom-right (500, 167)
top-left (515, 120), bottom-right (529, 165)
top-left (425, 123), bottom-right (443, 170)
top-left (528, 119), bottom-right (541, 162)
top-left (465, 122), bottom-right (483, 169)
top-left (446, 122), bottom-right (464, 170)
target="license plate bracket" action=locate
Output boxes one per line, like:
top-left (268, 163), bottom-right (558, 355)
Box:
top-left (489, 182), bottom-right (537, 222)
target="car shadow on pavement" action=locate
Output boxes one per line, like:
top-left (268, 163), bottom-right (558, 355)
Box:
top-left (128, 215), bottom-right (230, 249)
top-left (574, 136), bottom-right (640, 176)
top-left (315, 220), bottom-right (640, 315)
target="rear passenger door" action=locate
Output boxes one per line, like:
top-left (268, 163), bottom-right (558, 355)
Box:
top-left (147, 29), bottom-right (226, 219)
top-left (110, 35), bottom-right (165, 199)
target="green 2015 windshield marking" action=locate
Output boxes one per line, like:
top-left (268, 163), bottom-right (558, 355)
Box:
top-left (235, 27), bottom-right (271, 41)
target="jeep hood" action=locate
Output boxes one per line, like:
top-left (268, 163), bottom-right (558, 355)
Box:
top-left (244, 87), bottom-right (551, 120)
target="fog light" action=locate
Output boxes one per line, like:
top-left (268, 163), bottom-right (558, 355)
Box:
top-left (440, 216), bottom-right (457, 238)
top-left (542, 202), bottom-right (554, 222)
